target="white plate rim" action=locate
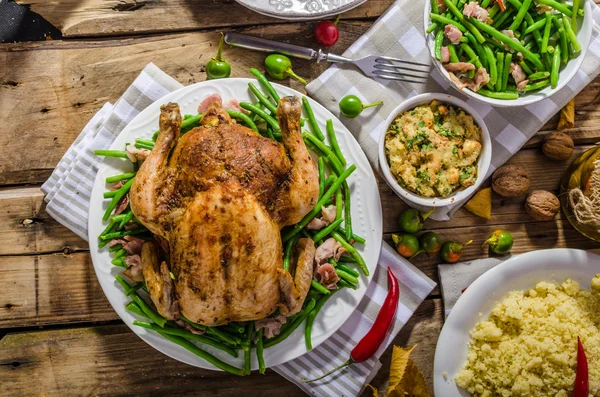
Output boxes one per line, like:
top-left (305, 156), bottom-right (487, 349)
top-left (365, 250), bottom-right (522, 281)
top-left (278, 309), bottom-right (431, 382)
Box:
top-left (87, 77), bottom-right (383, 371)
top-left (433, 248), bottom-right (600, 396)
top-left (234, 0), bottom-right (368, 21)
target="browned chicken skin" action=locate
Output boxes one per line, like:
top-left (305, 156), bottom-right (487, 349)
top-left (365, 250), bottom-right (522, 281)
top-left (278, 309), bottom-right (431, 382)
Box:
top-left (130, 96), bottom-right (319, 325)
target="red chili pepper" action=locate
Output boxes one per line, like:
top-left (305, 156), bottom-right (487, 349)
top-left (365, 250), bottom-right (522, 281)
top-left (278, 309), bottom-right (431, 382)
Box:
top-left (303, 267), bottom-right (399, 382)
top-left (574, 336), bottom-right (589, 397)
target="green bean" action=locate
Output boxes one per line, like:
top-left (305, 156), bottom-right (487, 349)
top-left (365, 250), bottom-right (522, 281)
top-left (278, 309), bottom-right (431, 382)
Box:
top-left (553, 17), bottom-right (569, 64)
top-left (100, 227), bottom-right (148, 241)
top-left (250, 68), bottom-right (280, 104)
top-left (429, 13), bottom-right (467, 32)
top-left (492, 9), bottom-right (514, 30)
top-left (265, 126), bottom-right (276, 140)
top-left (111, 258), bottom-right (126, 268)
top-left (434, 29), bottom-right (444, 61)
top-left (125, 282), bottom-right (143, 296)
top-left (336, 263), bottom-right (360, 278)
top-left (488, 3), bottom-right (500, 18)
top-left (283, 236), bottom-right (297, 272)
top-left (523, 79), bottom-right (551, 92)
top-left (311, 279), bottom-right (332, 295)
top-left (223, 323), bottom-right (246, 334)
top-left (102, 178), bottom-right (134, 221)
top-left (109, 243), bottom-right (122, 252)
top-left (551, 46), bottom-right (561, 89)
top-left (335, 188), bottom-right (343, 219)
top-left (326, 120), bottom-right (346, 167)
top-left (135, 138), bottom-right (155, 147)
top-left (336, 227), bottom-right (366, 244)
top-left (281, 165), bottom-right (355, 243)
top-left (104, 190), bottom-right (117, 199)
top-left (248, 82), bottom-right (277, 114)
top-left (264, 298), bottom-right (316, 348)
top-left (496, 52), bottom-right (504, 91)
top-left (528, 71), bottom-right (550, 81)
top-left (480, 0), bottom-right (491, 7)
top-left (100, 218), bottom-right (118, 238)
top-left (337, 255), bottom-right (357, 263)
top-left (331, 232), bottom-right (368, 276)
top-left (536, 0), bottom-right (574, 17)
top-left (483, 45), bottom-right (498, 87)
top-left (431, 0), bottom-right (439, 14)
top-left (509, 0), bottom-right (532, 31)
top-left (305, 292), bottom-right (334, 350)
top-left (106, 172), bottom-right (136, 184)
top-left (135, 142), bottom-right (154, 151)
top-left (448, 45), bottom-right (459, 63)
top-left (114, 248), bottom-right (128, 259)
top-left (572, 0), bottom-right (580, 32)
top-left (151, 114), bottom-right (203, 141)
top-left (180, 315), bottom-right (241, 346)
top-left (468, 18), bottom-right (545, 70)
top-left (256, 328), bottom-right (266, 374)
top-left (115, 275), bottom-right (167, 327)
top-left (562, 15), bottom-right (581, 52)
top-left (126, 301), bottom-right (147, 318)
top-left (331, 260), bottom-right (359, 285)
top-left (160, 332), bottom-right (246, 376)
top-left (318, 157), bottom-right (325, 197)
top-left (239, 102), bottom-right (280, 133)
top-left (466, 34), bottom-right (487, 69)
top-left (476, 89), bottom-right (519, 99)
top-left (225, 110), bottom-right (259, 133)
top-left (94, 149), bottom-right (128, 158)
top-left (244, 322), bottom-right (253, 374)
top-left (118, 210), bottom-right (134, 229)
top-left (426, 22), bottom-right (438, 34)
top-left (312, 218), bottom-right (344, 243)
top-left (519, 60), bottom-right (534, 75)
top-left (502, 53), bottom-right (512, 92)
top-left (460, 43), bottom-right (483, 69)
top-left (442, 0), bottom-right (486, 43)
top-left (323, 175), bottom-right (336, 195)
top-left (337, 278), bottom-right (357, 290)
top-left (343, 183), bottom-right (352, 241)
top-left (524, 18), bottom-right (546, 35)
top-left (134, 321), bottom-right (239, 357)
top-left (541, 12), bottom-right (552, 53)
top-left (301, 97), bottom-right (325, 141)
top-left (303, 133), bottom-right (344, 175)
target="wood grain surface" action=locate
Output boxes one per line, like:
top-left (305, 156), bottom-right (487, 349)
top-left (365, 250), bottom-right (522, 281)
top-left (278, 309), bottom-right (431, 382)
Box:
top-left (1, 1), bottom-right (600, 395)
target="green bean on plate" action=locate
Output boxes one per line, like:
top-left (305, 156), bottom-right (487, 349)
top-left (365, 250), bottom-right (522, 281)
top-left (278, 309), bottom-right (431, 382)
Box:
top-left (428, 0), bottom-right (585, 99)
top-left (93, 68), bottom-right (369, 375)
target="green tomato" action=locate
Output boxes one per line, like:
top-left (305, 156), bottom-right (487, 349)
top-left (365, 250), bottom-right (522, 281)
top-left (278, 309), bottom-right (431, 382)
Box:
top-left (392, 233), bottom-right (420, 258)
top-left (264, 54), bottom-right (306, 84)
top-left (338, 95), bottom-right (383, 118)
top-left (440, 240), bottom-right (472, 263)
top-left (398, 208), bottom-right (434, 234)
top-left (484, 230), bottom-right (513, 255)
top-left (420, 232), bottom-right (442, 254)
top-left (206, 33), bottom-right (231, 80)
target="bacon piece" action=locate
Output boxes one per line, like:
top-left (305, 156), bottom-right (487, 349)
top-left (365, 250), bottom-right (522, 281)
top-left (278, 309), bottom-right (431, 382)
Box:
top-left (497, 0), bottom-right (506, 11)
top-left (463, 2), bottom-right (489, 22)
top-left (321, 205), bottom-right (337, 224)
top-left (437, 0), bottom-right (447, 11)
top-left (114, 194), bottom-right (130, 215)
top-left (110, 181), bottom-right (125, 191)
top-left (306, 217), bottom-right (328, 230)
top-left (197, 93), bottom-right (223, 113)
top-left (123, 235), bottom-right (144, 255)
top-left (449, 72), bottom-right (468, 90)
top-left (255, 315), bottom-right (287, 339)
top-left (314, 263), bottom-right (340, 290)
top-left (314, 238), bottom-right (347, 265)
top-left (123, 255), bottom-right (143, 282)
top-left (126, 144), bottom-right (151, 163)
top-left (441, 46), bottom-right (451, 63)
top-left (517, 79), bottom-right (529, 91)
top-left (510, 62), bottom-right (527, 84)
top-left (443, 62), bottom-right (476, 72)
top-left (444, 25), bottom-right (463, 45)
top-left (449, 68), bottom-right (489, 92)
top-left (223, 98), bottom-right (249, 114)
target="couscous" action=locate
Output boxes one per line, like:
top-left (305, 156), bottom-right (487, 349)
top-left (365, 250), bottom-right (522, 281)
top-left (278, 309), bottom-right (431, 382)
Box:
top-left (384, 100), bottom-right (482, 198)
top-left (456, 276), bottom-right (600, 396)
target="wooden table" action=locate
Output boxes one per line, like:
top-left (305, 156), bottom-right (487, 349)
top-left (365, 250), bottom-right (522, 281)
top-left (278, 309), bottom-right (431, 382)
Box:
top-left (1, 1), bottom-right (599, 395)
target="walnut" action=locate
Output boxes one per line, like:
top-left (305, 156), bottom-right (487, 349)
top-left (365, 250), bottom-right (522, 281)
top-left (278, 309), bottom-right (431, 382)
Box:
top-left (525, 190), bottom-right (560, 221)
top-left (542, 132), bottom-right (574, 161)
top-left (492, 165), bottom-right (530, 197)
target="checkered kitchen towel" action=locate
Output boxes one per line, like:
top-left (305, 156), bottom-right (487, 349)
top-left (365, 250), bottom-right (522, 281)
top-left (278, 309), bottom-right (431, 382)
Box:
top-left (307, 0), bottom-right (600, 221)
top-left (41, 62), bottom-right (436, 396)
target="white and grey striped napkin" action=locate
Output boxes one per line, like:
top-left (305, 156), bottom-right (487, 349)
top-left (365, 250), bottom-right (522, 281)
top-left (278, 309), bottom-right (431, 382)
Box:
top-left (41, 62), bottom-right (436, 396)
top-left (306, 0), bottom-right (600, 221)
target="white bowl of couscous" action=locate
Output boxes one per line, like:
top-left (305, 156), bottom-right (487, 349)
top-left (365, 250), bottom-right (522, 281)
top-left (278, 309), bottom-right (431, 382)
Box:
top-left (378, 93), bottom-right (491, 208)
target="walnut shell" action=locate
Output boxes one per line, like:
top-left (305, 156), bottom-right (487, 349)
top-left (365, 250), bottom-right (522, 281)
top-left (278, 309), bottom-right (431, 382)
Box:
top-left (542, 132), bottom-right (574, 161)
top-left (492, 165), bottom-right (530, 197)
top-left (525, 190), bottom-right (560, 221)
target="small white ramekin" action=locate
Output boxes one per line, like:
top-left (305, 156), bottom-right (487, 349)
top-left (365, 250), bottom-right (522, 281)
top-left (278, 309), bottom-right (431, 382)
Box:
top-left (378, 93), bottom-right (492, 208)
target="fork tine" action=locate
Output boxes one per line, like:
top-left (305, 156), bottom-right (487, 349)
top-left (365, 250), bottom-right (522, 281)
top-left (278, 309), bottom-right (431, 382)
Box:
top-left (373, 63), bottom-right (431, 75)
top-left (375, 56), bottom-right (430, 68)
top-left (371, 71), bottom-right (428, 84)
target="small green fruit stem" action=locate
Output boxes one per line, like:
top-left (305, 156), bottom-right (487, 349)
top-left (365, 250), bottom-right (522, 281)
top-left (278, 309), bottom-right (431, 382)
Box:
top-left (460, 240), bottom-right (474, 250)
top-left (362, 101), bottom-right (384, 109)
top-left (333, 14), bottom-right (341, 26)
top-left (409, 249), bottom-right (424, 261)
top-left (421, 208), bottom-right (435, 221)
top-left (302, 359), bottom-right (354, 383)
top-left (286, 68), bottom-right (307, 85)
top-left (216, 32), bottom-right (225, 61)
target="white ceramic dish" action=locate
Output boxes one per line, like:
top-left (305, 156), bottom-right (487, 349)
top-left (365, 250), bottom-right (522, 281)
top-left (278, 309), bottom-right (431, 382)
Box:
top-left (423, 0), bottom-right (594, 107)
top-left (88, 78), bottom-right (383, 371)
top-left (378, 92), bottom-right (492, 208)
top-left (235, 0), bottom-right (367, 21)
top-left (434, 248), bottom-right (600, 396)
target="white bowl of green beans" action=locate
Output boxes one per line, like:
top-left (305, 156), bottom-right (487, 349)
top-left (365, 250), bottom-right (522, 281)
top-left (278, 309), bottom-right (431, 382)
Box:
top-left (424, 0), bottom-right (594, 107)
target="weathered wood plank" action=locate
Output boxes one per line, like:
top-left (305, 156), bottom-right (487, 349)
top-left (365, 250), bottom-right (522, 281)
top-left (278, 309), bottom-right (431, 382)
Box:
top-left (0, 253), bottom-right (115, 329)
top-left (0, 298), bottom-right (442, 396)
top-left (16, 0), bottom-right (393, 38)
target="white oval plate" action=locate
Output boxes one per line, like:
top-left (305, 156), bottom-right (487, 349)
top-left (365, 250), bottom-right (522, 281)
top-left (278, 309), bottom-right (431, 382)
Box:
top-left (235, 0), bottom-right (367, 21)
top-left (434, 248), bottom-right (600, 396)
top-left (88, 78), bottom-right (382, 371)
top-left (423, 0), bottom-right (594, 107)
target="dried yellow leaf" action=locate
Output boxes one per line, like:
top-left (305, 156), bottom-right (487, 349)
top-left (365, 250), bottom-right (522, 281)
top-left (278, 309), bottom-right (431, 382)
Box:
top-left (464, 188), bottom-right (492, 219)
top-left (387, 345), bottom-right (430, 397)
top-left (366, 384), bottom-right (379, 397)
top-left (557, 99), bottom-right (575, 130)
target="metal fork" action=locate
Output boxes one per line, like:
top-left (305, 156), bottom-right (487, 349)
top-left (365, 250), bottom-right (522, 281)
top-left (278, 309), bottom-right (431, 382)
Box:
top-left (224, 32), bottom-right (430, 84)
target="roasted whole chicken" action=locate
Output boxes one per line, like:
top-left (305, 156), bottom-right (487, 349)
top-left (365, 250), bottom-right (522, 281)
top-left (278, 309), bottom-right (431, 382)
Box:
top-left (130, 96), bottom-right (320, 326)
